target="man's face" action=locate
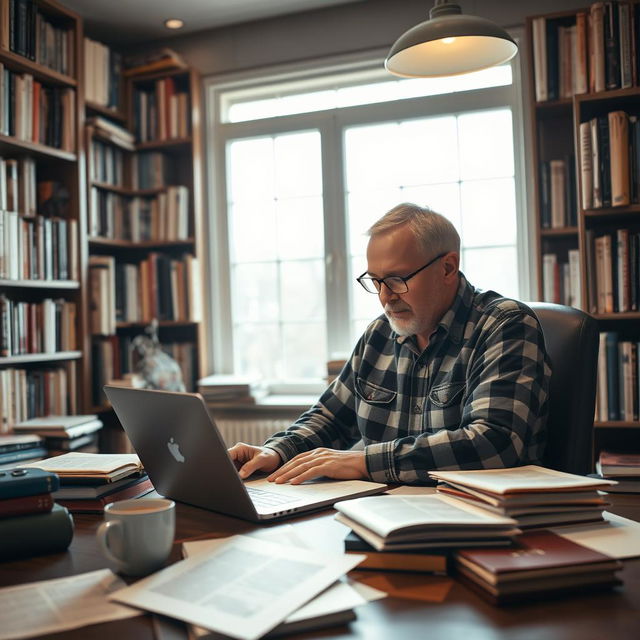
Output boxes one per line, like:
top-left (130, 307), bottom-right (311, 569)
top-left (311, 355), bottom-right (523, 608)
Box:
top-left (365, 224), bottom-right (456, 346)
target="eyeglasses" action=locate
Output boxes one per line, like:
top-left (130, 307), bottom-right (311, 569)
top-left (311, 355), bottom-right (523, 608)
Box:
top-left (356, 252), bottom-right (447, 294)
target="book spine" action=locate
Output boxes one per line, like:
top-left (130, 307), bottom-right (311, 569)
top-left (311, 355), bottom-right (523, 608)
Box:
top-left (0, 470), bottom-right (59, 498)
top-left (605, 331), bottom-right (620, 421)
top-left (0, 491), bottom-right (53, 517)
top-left (0, 503), bottom-right (73, 560)
top-left (608, 110), bottom-right (630, 207)
top-left (0, 445), bottom-right (46, 464)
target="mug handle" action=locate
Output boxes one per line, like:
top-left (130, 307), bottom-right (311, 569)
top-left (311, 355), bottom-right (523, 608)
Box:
top-left (97, 520), bottom-right (126, 570)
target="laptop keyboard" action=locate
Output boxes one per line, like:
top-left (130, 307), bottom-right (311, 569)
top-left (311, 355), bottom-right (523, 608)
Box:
top-left (246, 486), bottom-right (302, 507)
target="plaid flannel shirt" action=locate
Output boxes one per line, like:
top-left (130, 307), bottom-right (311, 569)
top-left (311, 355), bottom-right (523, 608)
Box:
top-left (264, 275), bottom-right (552, 484)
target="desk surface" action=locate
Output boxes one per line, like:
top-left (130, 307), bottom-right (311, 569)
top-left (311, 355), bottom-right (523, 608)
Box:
top-left (1, 494), bottom-right (639, 640)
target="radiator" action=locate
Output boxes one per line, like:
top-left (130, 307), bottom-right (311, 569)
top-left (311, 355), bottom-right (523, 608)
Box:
top-left (215, 419), bottom-right (291, 447)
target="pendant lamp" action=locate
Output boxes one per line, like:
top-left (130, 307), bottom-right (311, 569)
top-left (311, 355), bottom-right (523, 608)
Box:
top-left (385, 0), bottom-right (518, 78)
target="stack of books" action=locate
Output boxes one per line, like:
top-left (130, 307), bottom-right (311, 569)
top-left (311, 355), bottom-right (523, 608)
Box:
top-left (0, 434), bottom-right (47, 468)
top-left (454, 529), bottom-right (623, 604)
top-left (334, 494), bottom-right (520, 553)
top-left (429, 465), bottom-right (616, 529)
top-left (197, 374), bottom-right (266, 405)
top-left (595, 451), bottom-right (640, 493)
top-left (0, 467), bottom-right (74, 560)
top-left (23, 452), bottom-right (153, 513)
top-left (13, 415), bottom-right (103, 455)
top-left (86, 116), bottom-right (135, 151)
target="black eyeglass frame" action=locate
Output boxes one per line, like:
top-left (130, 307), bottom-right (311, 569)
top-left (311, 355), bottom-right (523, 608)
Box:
top-left (356, 252), bottom-right (448, 294)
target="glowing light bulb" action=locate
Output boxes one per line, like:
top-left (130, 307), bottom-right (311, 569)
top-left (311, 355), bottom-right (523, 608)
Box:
top-left (441, 37), bottom-right (456, 45)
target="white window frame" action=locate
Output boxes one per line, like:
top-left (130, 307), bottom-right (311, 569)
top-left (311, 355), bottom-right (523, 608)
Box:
top-left (203, 35), bottom-right (532, 385)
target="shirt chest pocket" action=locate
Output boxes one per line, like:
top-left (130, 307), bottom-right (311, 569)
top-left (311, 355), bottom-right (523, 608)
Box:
top-left (428, 381), bottom-right (466, 408)
top-left (355, 377), bottom-right (397, 405)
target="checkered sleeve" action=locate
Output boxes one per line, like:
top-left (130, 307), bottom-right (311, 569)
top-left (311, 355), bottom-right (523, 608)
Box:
top-left (377, 306), bottom-right (551, 484)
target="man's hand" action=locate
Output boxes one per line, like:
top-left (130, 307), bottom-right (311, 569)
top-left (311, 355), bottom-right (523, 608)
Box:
top-left (228, 443), bottom-right (282, 479)
top-left (267, 448), bottom-right (368, 485)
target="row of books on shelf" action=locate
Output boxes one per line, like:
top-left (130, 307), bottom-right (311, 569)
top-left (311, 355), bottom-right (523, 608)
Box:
top-left (337, 466), bottom-right (625, 603)
top-left (90, 138), bottom-right (126, 185)
top-left (579, 110), bottom-right (640, 210)
top-left (0, 210), bottom-right (78, 281)
top-left (0, 66), bottom-right (75, 151)
top-left (84, 37), bottom-right (122, 110)
top-left (596, 331), bottom-right (640, 422)
top-left (539, 156), bottom-right (578, 228)
top-left (134, 151), bottom-right (171, 189)
top-left (133, 77), bottom-right (190, 143)
top-left (89, 253), bottom-right (201, 333)
top-left (0, 295), bottom-right (76, 356)
top-left (1, 156), bottom-right (70, 218)
top-left (0, 0), bottom-right (75, 76)
top-left (91, 338), bottom-right (196, 406)
top-left (532, 2), bottom-right (640, 102)
top-left (586, 227), bottom-right (640, 314)
top-left (541, 250), bottom-right (582, 308)
top-left (89, 185), bottom-right (189, 241)
top-left (0, 364), bottom-right (76, 432)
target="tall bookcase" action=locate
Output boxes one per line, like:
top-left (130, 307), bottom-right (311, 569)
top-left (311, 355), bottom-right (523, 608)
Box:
top-left (527, 2), bottom-right (640, 464)
top-left (82, 63), bottom-right (205, 417)
top-left (0, 0), bottom-right (85, 431)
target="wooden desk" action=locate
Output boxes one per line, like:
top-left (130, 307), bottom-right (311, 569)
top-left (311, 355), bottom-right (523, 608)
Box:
top-left (1, 494), bottom-right (639, 640)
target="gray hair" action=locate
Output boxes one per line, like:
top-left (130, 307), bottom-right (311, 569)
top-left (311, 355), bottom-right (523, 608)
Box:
top-left (367, 203), bottom-right (460, 256)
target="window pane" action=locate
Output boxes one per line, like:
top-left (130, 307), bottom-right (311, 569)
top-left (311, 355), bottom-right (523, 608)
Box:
top-left (460, 178), bottom-right (517, 248)
top-left (463, 246), bottom-right (519, 299)
top-left (229, 201), bottom-right (277, 262)
top-left (274, 131), bottom-right (322, 197)
top-left (347, 189), bottom-right (402, 257)
top-left (345, 123), bottom-right (401, 190)
top-left (282, 323), bottom-right (327, 379)
top-left (228, 137), bottom-right (274, 202)
top-left (351, 257), bottom-right (384, 322)
top-left (400, 183), bottom-right (462, 233)
top-left (276, 196), bottom-right (324, 260)
top-left (232, 263), bottom-right (279, 322)
top-left (458, 109), bottom-right (514, 180)
top-left (234, 323), bottom-right (280, 380)
top-left (280, 260), bottom-right (325, 322)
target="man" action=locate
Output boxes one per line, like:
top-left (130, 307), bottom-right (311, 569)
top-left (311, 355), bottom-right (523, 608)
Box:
top-left (229, 203), bottom-right (551, 485)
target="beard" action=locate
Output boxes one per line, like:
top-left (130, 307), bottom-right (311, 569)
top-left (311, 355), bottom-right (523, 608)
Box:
top-left (384, 305), bottom-right (422, 337)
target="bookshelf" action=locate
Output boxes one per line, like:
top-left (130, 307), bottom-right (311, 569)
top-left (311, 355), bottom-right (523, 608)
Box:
top-left (82, 61), bottom-right (204, 414)
top-left (0, 0), bottom-right (84, 431)
top-left (527, 2), bottom-right (640, 463)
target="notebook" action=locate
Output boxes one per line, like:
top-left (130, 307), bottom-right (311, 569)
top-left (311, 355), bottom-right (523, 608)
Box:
top-left (103, 386), bottom-right (386, 521)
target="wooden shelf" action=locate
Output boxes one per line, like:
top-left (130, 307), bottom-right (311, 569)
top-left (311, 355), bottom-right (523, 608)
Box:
top-left (0, 279), bottom-right (79, 289)
top-left (540, 227), bottom-right (579, 237)
top-left (595, 421), bottom-right (640, 429)
top-left (584, 204), bottom-right (640, 217)
top-left (0, 48), bottom-right (76, 87)
top-left (114, 321), bottom-right (198, 329)
top-left (592, 312), bottom-right (640, 321)
top-left (88, 237), bottom-right (195, 249)
top-left (136, 137), bottom-right (192, 151)
top-left (90, 182), bottom-right (166, 197)
top-left (0, 133), bottom-right (76, 161)
top-left (85, 101), bottom-right (126, 123)
top-left (0, 351), bottom-right (82, 365)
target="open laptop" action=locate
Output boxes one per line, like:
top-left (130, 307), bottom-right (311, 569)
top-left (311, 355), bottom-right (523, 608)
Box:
top-left (103, 386), bottom-right (386, 521)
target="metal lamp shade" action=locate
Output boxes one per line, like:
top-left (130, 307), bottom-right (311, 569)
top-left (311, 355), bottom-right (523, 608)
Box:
top-left (385, 14), bottom-right (518, 78)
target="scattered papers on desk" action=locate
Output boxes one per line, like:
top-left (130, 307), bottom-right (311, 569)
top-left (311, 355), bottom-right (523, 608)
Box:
top-left (0, 569), bottom-right (140, 640)
top-left (109, 534), bottom-right (365, 640)
top-left (551, 511), bottom-right (640, 559)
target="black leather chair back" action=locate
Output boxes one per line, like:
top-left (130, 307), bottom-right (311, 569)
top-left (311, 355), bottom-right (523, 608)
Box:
top-left (529, 302), bottom-right (599, 475)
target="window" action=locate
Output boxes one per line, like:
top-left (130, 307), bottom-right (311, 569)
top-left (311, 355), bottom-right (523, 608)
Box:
top-left (206, 55), bottom-right (528, 388)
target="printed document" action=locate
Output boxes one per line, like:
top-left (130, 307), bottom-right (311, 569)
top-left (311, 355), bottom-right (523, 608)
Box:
top-left (110, 534), bottom-right (364, 640)
top-left (0, 569), bottom-right (139, 640)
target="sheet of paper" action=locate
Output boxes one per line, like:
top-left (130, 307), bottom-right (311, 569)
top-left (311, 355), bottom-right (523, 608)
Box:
top-left (386, 485), bottom-right (437, 496)
top-left (111, 535), bottom-right (364, 640)
top-left (550, 511), bottom-right (640, 559)
top-left (0, 569), bottom-right (140, 640)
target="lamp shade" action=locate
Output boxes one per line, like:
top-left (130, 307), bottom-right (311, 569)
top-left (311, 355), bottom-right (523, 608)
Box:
top-left (385, 2), bottom-right (518, 78)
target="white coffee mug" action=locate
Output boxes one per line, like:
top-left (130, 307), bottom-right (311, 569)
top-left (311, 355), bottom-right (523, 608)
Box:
top-left (97, 498), bottom-right (175, 576)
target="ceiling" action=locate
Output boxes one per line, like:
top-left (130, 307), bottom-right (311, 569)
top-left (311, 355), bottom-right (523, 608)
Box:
top-left (62, 0), bottom-right (365, 46)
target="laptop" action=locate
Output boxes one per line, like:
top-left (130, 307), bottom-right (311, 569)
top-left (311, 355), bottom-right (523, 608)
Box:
top-left (103, 386), bottom-right (387, 521)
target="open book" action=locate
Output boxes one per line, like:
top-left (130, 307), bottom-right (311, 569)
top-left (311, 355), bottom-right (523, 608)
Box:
top-left (22, 452), bottom-right (143, 482)
top-left (333, 494), bottom-right (520, 551)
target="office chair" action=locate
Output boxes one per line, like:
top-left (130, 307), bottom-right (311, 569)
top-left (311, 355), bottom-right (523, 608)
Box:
top-left (528, 302), bottom-right (599, 475)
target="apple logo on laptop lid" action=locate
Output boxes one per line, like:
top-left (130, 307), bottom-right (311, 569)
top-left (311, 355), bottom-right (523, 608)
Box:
top-left (167, 437), bottom-right (185, 463)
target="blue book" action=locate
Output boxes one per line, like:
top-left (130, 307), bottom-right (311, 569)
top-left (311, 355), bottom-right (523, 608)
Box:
top-left (0, 467), bottom-right (59, 499)
top-left (0, 447), bottom-right (47, 466)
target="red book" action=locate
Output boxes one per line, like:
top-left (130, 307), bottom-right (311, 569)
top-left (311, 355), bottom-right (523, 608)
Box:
top-left (0, 493), bottom-right (54, 518)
